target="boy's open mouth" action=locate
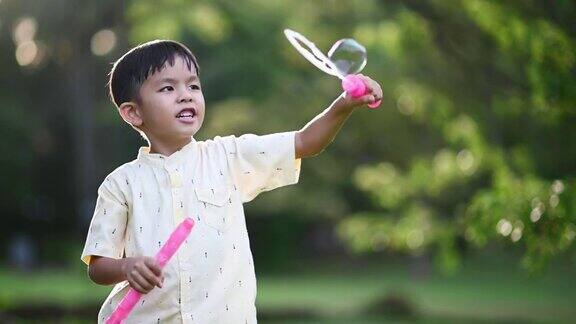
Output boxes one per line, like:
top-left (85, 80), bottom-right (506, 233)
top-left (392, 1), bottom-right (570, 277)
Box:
top-left (176, 108), bottom-right (197, 119)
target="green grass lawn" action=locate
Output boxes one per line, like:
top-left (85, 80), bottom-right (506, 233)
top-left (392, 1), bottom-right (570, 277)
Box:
top-left (256, 254), bottom-right (576, 324)
top-left (0, 251), bottom-right (574, 323)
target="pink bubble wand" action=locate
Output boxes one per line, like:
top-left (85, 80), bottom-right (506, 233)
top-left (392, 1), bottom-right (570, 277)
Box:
top-left (284, 29), bottom-right (381, 108)
top-left (106, 218), bottom-right (195, 324)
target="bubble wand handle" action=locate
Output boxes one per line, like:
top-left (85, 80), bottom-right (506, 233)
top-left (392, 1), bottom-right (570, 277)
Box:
top-left (342, 75), bottom-right (381, 108)
top-left (106, 218), bottom-right (195, 324)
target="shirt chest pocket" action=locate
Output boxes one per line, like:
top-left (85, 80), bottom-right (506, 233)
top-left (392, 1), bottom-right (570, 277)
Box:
top-left (194, 185), bottom-right (233, 232)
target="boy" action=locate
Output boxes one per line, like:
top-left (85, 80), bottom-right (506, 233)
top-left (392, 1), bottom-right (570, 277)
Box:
top-left (81, 39), bottom-right (381, 323)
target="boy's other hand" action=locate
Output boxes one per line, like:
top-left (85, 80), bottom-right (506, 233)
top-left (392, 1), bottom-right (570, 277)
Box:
top-left (122, 256), bottom-right (164, 294)
top-left (337, 74), bottom-right (382, 111)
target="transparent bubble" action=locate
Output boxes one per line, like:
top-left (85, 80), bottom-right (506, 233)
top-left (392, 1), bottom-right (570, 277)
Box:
top-left (328, 38), bottom-right (367, 76)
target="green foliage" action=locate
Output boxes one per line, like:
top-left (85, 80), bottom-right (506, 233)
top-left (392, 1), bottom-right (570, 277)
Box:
top-left (335, 0), bottom-right (576, 272)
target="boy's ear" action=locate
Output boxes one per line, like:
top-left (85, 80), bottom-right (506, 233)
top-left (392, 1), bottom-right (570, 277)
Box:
top-left (118, 101), bottom-right (144, 127)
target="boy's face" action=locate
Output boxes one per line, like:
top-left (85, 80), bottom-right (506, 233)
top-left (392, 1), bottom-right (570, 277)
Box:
top-left (136, 55), bottom-right (205, 144)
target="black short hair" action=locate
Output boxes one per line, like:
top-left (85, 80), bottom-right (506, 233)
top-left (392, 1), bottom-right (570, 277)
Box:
top-left (108, 40), bottom-right (200, 107)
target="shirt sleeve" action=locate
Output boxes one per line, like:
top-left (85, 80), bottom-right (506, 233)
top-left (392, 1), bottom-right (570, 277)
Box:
top-left (221, 131), bottom-right (301, 203)
top-left (80, 177), bottom-right (128, 265)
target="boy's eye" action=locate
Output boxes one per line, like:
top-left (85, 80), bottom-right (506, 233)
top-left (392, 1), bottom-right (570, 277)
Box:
top-left (159, 86), bottom-right (174, 92)
top-left (189, 84), bottom-right (200, 90)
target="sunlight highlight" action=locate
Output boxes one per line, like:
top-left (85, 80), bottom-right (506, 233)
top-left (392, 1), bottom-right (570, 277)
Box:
top-left (13, 17), bottom-right (37, 45)
top-left (496, 219), bottom-right (512, 236)
top-left (91, 29), bottom-right (117, 56)
top-left (15, 41), bottom-right (38, 66)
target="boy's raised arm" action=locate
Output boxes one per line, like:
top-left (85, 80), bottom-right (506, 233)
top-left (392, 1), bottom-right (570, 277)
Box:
top-left (295, 75), bottom-right (382, 159)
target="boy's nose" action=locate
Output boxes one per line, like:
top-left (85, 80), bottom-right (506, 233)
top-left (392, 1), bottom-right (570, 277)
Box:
top-left (177, 91), bottom-right (194, 103)
top-left (178, 96), bottom-right (193, 103)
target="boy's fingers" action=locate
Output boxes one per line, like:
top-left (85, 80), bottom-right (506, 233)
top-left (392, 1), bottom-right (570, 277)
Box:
top-left (359, 94), bottom-right (376, 104)
top-left (130, 281), bottom-right (146, 294)
top-left (132, 271), bottom-right (153, 292)
top-left (140, 265), bottom-right (162, 287)
top-left (358, 74), bottom-right (372, 87)
top-left (144, 257), bottom-right (162, 276)
top-left (358, 74), bottom-right (382, 98)
top-left (155, 274), bottom-right (165, 288)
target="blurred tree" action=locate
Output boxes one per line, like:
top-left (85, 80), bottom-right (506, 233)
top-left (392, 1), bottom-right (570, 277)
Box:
top-left (336, 0), bottom-right (576, 273)
top-left (0, 0), bottom-right (127, 263)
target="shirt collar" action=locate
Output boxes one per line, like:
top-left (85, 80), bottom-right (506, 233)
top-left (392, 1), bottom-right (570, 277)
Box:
top-left (137, 137), bottom-right (198, 170)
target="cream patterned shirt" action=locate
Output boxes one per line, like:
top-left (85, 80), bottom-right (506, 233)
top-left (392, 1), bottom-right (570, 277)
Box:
top-left (81, 131), bottom-right (301, 324)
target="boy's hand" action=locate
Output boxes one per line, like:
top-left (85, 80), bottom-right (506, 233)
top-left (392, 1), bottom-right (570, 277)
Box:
top-left (337, 74), bottom-right (383, 111)
top-left (122, 256), bottom-right (164, 294)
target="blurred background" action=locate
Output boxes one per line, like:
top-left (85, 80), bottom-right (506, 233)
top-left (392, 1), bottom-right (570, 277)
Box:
top-left (0, 0), bottom-right (575, 323)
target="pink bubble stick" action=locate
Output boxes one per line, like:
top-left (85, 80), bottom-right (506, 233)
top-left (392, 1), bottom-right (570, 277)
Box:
top-left (342, 75), bottom-right (381, 108)
top-left (106, 218), bottom-right (195, 324)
